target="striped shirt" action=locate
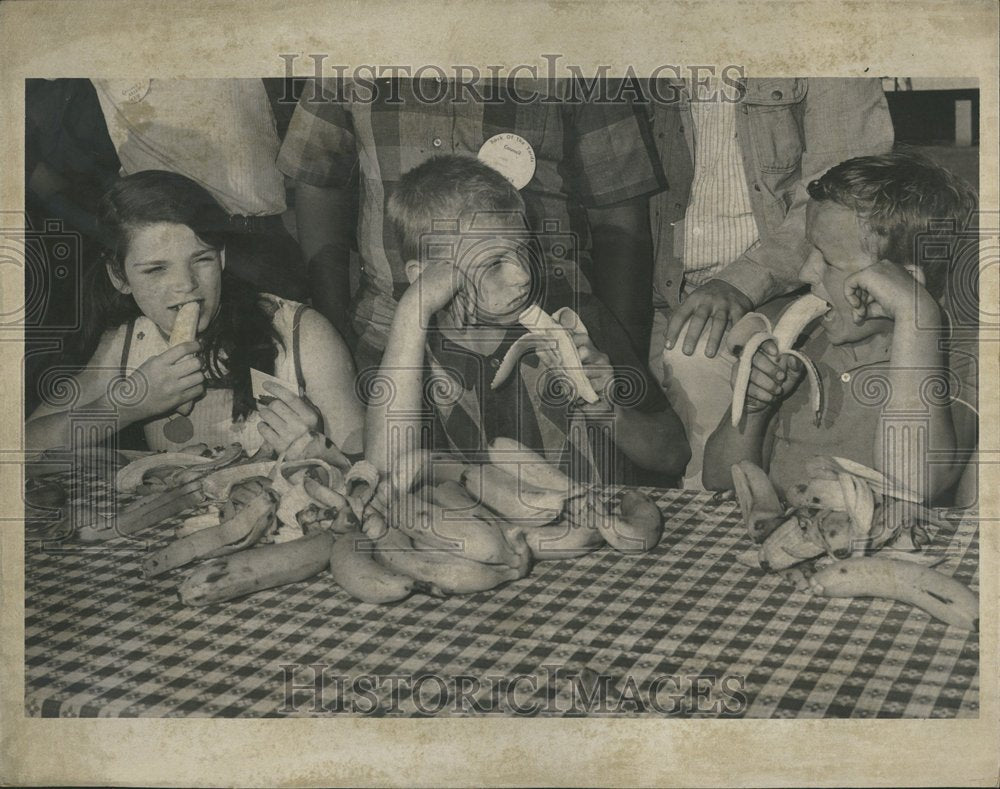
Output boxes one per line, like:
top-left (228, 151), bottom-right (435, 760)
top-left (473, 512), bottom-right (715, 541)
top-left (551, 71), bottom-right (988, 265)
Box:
top-left (682, 91), bottom-right (760, 289)
top-left (93, 78), bottom-right (287, 216)
top-left (277, 79), bottom-right (665, 352)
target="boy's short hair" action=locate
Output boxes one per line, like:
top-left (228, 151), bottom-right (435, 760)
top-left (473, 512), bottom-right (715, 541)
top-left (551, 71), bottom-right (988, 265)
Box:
top-left (807, 149), bottom-right (978, 300)
top-left (387, 154), bottom-right (525, 263)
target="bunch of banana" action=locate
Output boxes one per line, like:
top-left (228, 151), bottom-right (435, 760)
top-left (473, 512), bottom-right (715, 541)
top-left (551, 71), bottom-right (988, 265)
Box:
top-left (729, 458), bottom-right (978, 629)
top-left (728, 293), bottom-right (830, 427)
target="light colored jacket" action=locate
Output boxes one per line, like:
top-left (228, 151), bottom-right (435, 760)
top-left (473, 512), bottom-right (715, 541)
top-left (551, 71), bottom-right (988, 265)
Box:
top-left (649, 77), bottom-right (895, 309)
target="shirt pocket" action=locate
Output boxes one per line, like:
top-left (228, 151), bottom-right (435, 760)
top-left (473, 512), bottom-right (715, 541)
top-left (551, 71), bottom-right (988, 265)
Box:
top-left (743, 78), bottom-right (806, 173)
top-left (481, 88), bottom-right (550, 155)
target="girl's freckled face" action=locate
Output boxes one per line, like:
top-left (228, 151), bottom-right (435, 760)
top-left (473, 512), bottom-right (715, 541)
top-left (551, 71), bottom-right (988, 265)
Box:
top-left (115, 222), bottom-right (224, 337)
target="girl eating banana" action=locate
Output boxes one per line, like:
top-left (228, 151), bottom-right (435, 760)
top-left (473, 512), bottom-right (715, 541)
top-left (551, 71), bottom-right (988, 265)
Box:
top-left (26, 171), bottom-right (362, 457)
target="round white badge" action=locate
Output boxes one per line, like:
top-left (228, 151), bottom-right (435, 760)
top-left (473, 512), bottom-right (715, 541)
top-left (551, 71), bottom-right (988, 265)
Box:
top-left (478, 133), bottom-right (536, 190)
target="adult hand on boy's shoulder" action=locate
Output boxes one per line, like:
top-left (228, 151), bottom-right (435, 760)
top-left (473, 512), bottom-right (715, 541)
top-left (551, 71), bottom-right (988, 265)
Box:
top-left (844, 260), bottom-right (936, 324)
top-left (665, 279), bottom-right (753, 357)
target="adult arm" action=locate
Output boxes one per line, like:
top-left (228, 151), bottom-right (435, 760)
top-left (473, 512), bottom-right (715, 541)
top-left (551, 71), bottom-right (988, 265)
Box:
top-left (587, 194), bottom-right (655, 359)
top-left (294, 182), bottom-right (357, 345)
top-left (669, 78), bottom-right (896, 356)
top-left (716, 77), bottom-right (896, 305)
top-left (277, 83), bottom-right (360, 344)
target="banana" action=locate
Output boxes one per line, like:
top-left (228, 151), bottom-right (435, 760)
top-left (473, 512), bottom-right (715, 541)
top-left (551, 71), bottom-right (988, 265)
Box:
top-left (328, 529), bottom-right (420, 603)
top-left (730, 461), bottom-right (785, 543)
top-left (361, 509), bottom-right (388, 540)
top-left (828, 455), bottom-right (924, 504)
top-left (461, 463), bottom-right (566, 526)
top-left (490, 305), bottom-right (600, 403)
top-left (487, 437), bottom-right (576, 492)
top-left (344, 460), bottom-right (380, 519)
top-left (374, 532), bottom-right (525, 596)
top-left (169, 300), bottom-right (201, 346)
top-left (178, 530), bottom-right (334, 607)
top-left (168, 301), bottom-right (201, 417)
top-left (165, 443), bottom-right (245, 487)
top-left (839, 472), bottom-right (875, 548)
top-left (143, 490), bottom-right (277, 576)
top-left (388, 488), bottom-right (520, 566)
top-left (786, 477), bottom-right (847, 511)
top-left (199, 460), bottom-right (278, 499)
top-left (429, 481), bottom-right (524, 566)
top-left (809, 557), bottom-right (979, 630)
top-left (757, 514), bottom-right (826, 571)
top-left (517, 519), bottom-right (604, 560)
top-left (814, 509), bottom-right (853, 559)
top-left (116, 451), bottom-right (227, 493)
top-left (594, 490), bottom-right (663, 554)
top-left (730, 293), bottom-right (829, 427)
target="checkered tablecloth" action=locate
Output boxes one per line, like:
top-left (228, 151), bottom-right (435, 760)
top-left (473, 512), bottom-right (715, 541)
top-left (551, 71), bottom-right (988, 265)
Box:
top-left (24, 472), bottom-right (980, 718)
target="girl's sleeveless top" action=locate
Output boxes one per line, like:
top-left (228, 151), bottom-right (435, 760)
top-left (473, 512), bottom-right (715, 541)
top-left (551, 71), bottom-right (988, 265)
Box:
top-left (117, 294), bottom-right (308, 452)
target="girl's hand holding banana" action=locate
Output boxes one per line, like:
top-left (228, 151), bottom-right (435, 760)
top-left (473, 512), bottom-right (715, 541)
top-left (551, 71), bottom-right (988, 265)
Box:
top-left (128, 341), bottom-right (205, 421)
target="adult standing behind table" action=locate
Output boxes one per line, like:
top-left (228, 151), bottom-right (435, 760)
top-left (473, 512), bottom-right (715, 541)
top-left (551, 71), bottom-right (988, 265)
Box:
top-left (647, 77), bottom-right (894, 488)
top-left (277, 77), bottom-right (665, 375)
top-left (91, 78), bottom-right (308, 301)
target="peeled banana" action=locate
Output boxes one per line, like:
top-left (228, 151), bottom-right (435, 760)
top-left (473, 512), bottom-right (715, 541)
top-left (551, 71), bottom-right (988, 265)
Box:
top-left (491, 305), bottom-right (600, 403)
top-left (730, 293), bottom-right (829, 427)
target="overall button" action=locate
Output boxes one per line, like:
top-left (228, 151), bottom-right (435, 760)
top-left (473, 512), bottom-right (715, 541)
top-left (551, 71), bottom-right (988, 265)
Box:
top-left (432, 137), bottom-right (442, 148)
top-left (840, 372), bottom-right (852, 383)
top-left (771, 90), bottom-right (783, 100)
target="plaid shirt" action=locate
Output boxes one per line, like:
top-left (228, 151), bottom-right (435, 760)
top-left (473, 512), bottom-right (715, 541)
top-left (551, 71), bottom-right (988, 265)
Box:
top-left (422, 294), bottom-right (669, 485)
top-left (277, 79), bottom-right (666, 353)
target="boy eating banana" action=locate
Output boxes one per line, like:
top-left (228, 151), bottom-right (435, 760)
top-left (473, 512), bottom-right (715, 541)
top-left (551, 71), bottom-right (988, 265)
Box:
top-left (703, 151), bottom-right (978, 505)
top-left (364, 155), bottom-right (689, 486)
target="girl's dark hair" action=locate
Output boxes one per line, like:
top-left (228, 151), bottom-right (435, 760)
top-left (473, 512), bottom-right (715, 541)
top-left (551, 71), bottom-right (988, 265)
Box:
top-left (77, 170), bottom-right (280, 421)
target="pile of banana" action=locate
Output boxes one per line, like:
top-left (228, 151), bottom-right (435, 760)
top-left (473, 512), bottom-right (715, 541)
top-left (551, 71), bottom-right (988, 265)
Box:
top-left (112, 433), bottom-right (664, 607)
top-left (730, 457), bottom-right (978, 630)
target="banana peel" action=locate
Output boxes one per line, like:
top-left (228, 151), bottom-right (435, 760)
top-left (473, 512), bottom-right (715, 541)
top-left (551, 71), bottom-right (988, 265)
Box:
top-left (730, 461), bottom-right (785, 543)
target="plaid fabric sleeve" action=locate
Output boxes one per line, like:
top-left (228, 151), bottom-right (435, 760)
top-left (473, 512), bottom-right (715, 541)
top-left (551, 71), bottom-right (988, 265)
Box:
top-left (276, 79), bottom-right (358, 188)
top-left (565, 96), bottom-right (667, 208)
